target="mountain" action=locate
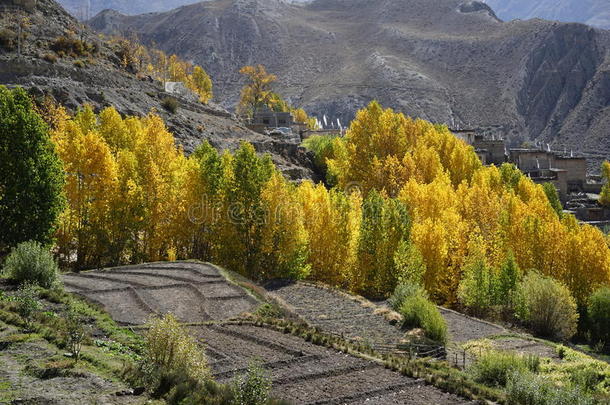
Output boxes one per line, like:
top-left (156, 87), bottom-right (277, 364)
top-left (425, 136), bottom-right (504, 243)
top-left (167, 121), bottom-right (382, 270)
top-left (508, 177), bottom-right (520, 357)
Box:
top-left (484, 0), bottom-right (610, 30)
top-left (0, 0), bottom-right (316, 180)
top-left (55, 0), bottom-right (202, 18)
top-left (89, 0), bottom-right (610, 169)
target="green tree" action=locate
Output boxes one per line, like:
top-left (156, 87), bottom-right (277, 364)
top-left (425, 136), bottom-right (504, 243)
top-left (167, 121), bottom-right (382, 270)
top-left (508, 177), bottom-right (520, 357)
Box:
top-left (587, 287), bottom-right (610, 352)
top-left (458, 255), bottom-right (495, 317)
top-left (0, 86), bottom-right (65, 253)
top-left (542, 182), bottom-right (563, 217)
top-left (600, 161), bottom-right (610, 207)
top-left (496, 252), bottom-right (521, 309)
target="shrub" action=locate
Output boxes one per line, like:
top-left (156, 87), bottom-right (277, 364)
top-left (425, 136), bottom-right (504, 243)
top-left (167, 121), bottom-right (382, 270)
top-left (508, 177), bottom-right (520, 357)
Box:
top-left (506, 371), bottom-right (595, 405)
top-left (50, 35), bottom-right (96, 58)
top-left (231, 360), bottom-right (272, 405)
top-left (388, 281), bottom-right (426, 312)
top-left (458, 257), bottom-right (495, 316)
top-left (65, 311), bottom-right (86, 362)
top-left (15, 283), bottom-right (41, 329)
top-left (400, 292), bottom-right (448, 344)
top-left (468, 350), bottom-right (529, 387)
top-left (142, 314), bottom-right (209, 388)
top-left (161, 97), bottom-right (179, 114)
top-left (515, 272), bottom-right (578, 341)
top-left (2, 241), bottom-right (59, 288)
top-left (73, 60), bottom-right (85, 68)
top-left (588, 287), bottom-right (610, 353)
top-left (0, 28), bottom-right (17, 51)
top-left (42, 53), bottom-right (57, 63)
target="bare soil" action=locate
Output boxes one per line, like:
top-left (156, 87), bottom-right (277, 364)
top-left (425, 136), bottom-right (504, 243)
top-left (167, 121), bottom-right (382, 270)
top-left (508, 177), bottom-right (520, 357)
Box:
top-left (61, 261), bottom-right (257, 325)
top-left (193, 323), bottom-right (473, 405)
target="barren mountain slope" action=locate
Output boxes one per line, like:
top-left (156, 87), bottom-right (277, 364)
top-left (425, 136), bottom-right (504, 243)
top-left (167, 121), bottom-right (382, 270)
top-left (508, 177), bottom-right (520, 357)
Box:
top-left (485, 0), bottom-right (610, 30)
top-left (0, 0), bottom-right (316, 180)
top-left (90, 0), bottom-right (610, 162)
top-left (55, 0), bottom-right (202, 18)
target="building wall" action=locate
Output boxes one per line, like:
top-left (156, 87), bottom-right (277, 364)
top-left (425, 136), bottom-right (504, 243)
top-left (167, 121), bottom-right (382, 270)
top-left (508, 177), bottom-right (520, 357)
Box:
top-left (553, 157), bottom-right (587, 186)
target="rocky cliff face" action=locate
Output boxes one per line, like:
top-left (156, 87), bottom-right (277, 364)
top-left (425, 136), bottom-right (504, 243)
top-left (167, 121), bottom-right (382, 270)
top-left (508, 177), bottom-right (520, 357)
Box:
top-left (89, 0), bottom-right (610, 167)
top-left (0, 0), bottom-right (317, 180)
top-left (484, 0), bottom-right (610, 30)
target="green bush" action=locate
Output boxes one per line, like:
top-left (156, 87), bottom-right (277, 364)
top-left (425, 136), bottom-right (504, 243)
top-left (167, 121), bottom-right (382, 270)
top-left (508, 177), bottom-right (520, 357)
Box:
top-left (458, 257), bottom-right (495, 316)
top-left (588, 287), bottom-right (610, 353)
top-left (388, 281), bottom-right (426, 312)
top-left (468, 350), bottom-right (531, 387)
top-left (506, 371), bottom-right (595, 405)
top-left (231, 360), bottom-right (272, 405)
top-left (14, 283), bottom-right (41, 329)
top-left (3, 241), bottom-right (59, 288)
top-left (400, 292), bottom-right (448, 344)
top-left (515, 272), bottom-right (578, 341)
top-left (162, 97), bottom-right (179, 114)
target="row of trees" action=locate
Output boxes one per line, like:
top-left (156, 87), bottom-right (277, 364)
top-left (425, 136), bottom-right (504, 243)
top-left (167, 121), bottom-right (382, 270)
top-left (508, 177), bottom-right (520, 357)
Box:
top-left (2, 87), bottom-right (608, 325)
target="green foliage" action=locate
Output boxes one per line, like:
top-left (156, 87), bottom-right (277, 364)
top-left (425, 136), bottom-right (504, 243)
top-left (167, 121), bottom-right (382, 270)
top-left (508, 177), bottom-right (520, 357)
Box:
top-left (65, 311), bottom-right (87, 362)
top-left (0, 86), bottom-right (65, 253)
top-left (468, 350), bottom-right (538, 387)
top-left (588, 287), bottom-right (610, 353)
top-left (499, 163), bottom-right (524, 190)
top-left (2, 241), bottom-right (59, 288)
top-left (388, 281), bottom-right (427, 312)
top-left (515, 272), bottom-right (579, 341)
top-left (496, 253), bottom-right (521, 310)
top-left (542, 183), bottom-right (563, 217)
top-left (161, 96), bottom-right (179, 113)
top-left (355, 191), bottom-right (411, 297)
top-left (302, 135), bottom-right (339, 184)
top-left (458, 256), bottom-right (495, 316)
top-left (506, 371), bottom-right (595, 405)
top-left (400, 291), bottom-right (447, 344)
top-left (231, 360), bottom-right (272, 405)
top-left (14, 283), bottom-right (41, 329)
top-left (393, 241), bottom-right (426, 287)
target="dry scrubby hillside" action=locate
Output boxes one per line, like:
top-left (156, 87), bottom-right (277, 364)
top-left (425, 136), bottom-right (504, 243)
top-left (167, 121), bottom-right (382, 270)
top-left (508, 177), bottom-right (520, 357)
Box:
top-left (0, 0), bottom-right (317, 180)
top-left (90, 0), bottom-right (610, 170)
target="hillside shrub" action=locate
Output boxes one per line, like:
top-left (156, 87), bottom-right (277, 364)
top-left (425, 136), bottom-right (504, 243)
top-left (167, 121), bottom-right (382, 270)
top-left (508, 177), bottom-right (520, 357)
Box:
top-left (0, 28), bottom-right (17, 51)
top-left (458, 256), bottom-right (496, 317)
top-left (400, 291), bottom-right (447, 344)
top-left (468, 350), bottom-right (536, 387)
top-left (42, 53), bottom-right (57, 63)
top-left (142, 314), bottom-right (209, 389)
top-left (3, 241), bottom-right (59, 288)
top-left (50, 35), bottom-right (96, 58)
top-left (588, 287), bottom-right (610, 353)
top-left (515, 272), bottom-right (578, 341)
top-left (65, 311), bottom-right (86, 362)
top-left (231, 360), bottom-right (272, 405)
top-left (14, 283), bottom-right (41, 329)
top-left (161, 96), bottom-right (179, 113)
top-left (388, 281), bottom-right (426, 312)
top-left (506, 371), bottom-right (595, 405)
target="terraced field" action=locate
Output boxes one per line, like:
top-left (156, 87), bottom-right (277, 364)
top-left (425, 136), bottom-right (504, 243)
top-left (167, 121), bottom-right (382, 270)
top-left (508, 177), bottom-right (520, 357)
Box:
top-left (62, 263), bottom-right (474, 404)
top-left (62, 261), bottom-right (257, 324)
top-left (195, 323), bottom-right (472, 405)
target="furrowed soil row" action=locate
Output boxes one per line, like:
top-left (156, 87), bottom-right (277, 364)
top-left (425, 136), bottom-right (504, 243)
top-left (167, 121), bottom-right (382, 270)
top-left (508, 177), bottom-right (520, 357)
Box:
top-left (303, 381), bottom-right (419, 405)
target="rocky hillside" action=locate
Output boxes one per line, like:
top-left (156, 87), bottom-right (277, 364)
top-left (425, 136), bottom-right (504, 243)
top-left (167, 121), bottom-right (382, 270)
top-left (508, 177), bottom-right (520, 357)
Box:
top-left (89, 0), bottom-right (610, 167)
top-left (484, 0), bottom-right (610, 30)
top-left (0, 0), bottom-right (316, 180)
top-left (55, 0), bottom-right (202, 18)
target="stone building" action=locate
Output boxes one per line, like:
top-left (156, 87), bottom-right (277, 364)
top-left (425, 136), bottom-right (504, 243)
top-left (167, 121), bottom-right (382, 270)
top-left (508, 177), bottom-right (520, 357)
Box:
top-left (452, 129), bottom-right (507, 166)
top-left (251, 106), bottom-right (293, 128)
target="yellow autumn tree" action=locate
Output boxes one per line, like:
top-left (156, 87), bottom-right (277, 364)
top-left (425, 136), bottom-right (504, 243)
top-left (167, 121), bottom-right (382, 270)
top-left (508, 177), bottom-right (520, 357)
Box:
top-left (237, 64), bottom-right (277, 118)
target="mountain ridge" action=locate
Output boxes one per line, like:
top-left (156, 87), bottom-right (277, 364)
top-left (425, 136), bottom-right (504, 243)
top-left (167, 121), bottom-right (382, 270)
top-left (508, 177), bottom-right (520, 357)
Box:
top-left (89, 0), bottom-right (610, 168)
